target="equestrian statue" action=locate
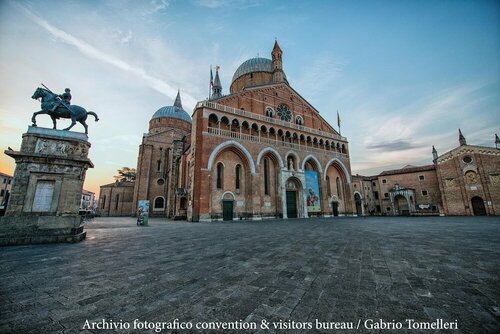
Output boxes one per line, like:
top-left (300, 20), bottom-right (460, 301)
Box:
top-left (31, 85), bottom-right (99, 134)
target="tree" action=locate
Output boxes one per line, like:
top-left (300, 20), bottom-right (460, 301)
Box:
top-left (114, 167), bottom-right (136, 182)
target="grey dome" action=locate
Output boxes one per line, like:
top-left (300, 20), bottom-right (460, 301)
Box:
top-left (232, 57), bottom-right (273, 83)
top-left (151, 106), bottom-right (191, 123)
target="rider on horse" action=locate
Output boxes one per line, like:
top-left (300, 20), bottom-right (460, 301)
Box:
top-left (51, 88), bottom-right (72, 112)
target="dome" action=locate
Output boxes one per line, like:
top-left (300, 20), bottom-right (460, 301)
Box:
top-left (231, 57), bottom-right (273, 83)
top-left (151, 106), bottom-right (191, 123)
top-left (151, 91), bottom-right (192, 123)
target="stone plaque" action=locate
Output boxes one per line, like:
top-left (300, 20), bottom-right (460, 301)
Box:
top-left (236, 200), bottom-right (244, 207)
top-left (32, 181), bottom-right (55, 212)
top-left (35, 139), bottom-right (68, 156)
top-left (264, 202), bottom-right (271, 207)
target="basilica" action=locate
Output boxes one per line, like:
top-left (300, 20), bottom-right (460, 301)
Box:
top-left (100, 41), bottom-right (353, 221)
top-left (98, 41), bottom-right (499, 219)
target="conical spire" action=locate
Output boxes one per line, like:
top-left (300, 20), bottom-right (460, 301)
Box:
top-left (272, 39), bottom-right (282, 53)
top-left (432, 145), bottom-right (438, 162)
top-left (212, 66), bottom-right (222, 99)
top-left (459, 129), bottom-right (466, 146)
top-left (495, 133), bottom-right (500, 149)
top-left (174, 90), bottom-right (183, 109)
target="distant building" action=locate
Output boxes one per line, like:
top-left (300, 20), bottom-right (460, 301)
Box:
top-left (352, 130), bottom-right (499, 216)
top-left (434, 130), bottom-right (500, 216)
top-left (98, 181), bottom-right (134, 216)
top-left (80, 189), bottom-right (96, 214)
top-left (0, 172), bottom-right (13, 214)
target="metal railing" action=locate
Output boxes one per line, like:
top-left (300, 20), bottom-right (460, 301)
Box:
top-left (207, 127), bottom-right (349, 157)
top-left (196, 100), bottom-right (347, 142)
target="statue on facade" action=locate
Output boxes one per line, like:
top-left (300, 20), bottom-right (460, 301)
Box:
top-left (31, 85), bottom-right (99, 134)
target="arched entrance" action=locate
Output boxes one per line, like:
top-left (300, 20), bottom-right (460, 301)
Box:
top-left (222, 192), bottom-right (234, 221)
top-left (285, 178), bottom-right (301, 218)
top-left (354, 193), bottom-right (362, 216)
top-left (471, 196), bottom-right (486, 216)
top-left (394, 195), bottom-right (410, 216)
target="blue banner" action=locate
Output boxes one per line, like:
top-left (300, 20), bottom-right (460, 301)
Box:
top-left (305, 170), bottom-right (321, 213)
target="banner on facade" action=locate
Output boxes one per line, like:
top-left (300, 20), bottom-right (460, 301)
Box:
top-left (137, 200), bottom-right (149, 226)
top-left (305, 170), bottom-right (321, 213)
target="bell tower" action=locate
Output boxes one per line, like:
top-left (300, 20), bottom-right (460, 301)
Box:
top-left (272, 40), bottom-right (285, 83)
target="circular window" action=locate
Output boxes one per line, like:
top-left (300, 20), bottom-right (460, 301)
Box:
top-left (157, 179), bottom-right (165, 185)
top-left (277, 104), bottom-right (292, 122)
top-left (463, 156), bottom-right (472, 164)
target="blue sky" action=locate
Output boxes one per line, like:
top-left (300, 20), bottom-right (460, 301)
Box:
top-left (0, 0), bottom-right (499, 194)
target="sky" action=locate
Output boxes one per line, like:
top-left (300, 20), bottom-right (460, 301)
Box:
top-left (0, 0), bottom-right (499, 196)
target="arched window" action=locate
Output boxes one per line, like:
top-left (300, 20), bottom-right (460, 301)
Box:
top-left (326, 176), bottom-right (332, 197)
top-left (264, 158), bottom-right (269, 195)
top-left (265, 107), bottom-right (274, 118)
top-left (157, 160), bottom-right (161, 171)
top-left (336, 177), bottom-right (342, 199)
top-left (295, 116), bottom-right (303, 125)
top-left (216, 162), bottom-right (223, 189)
top-left (154, 196), bottom-right (164, 209)
top-left (101, 195), bottom-right (106, 209)
top-left (115, 194), bottom-right (120, 210)
top-left (235, 164), bottom-right (241, 190)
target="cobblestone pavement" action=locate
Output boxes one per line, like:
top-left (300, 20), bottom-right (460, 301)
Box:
top-left (1, 216), bottom-right (500, 334)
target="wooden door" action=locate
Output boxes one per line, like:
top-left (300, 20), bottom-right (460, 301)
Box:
top-left (222, 201), bottom-right (233, 221)
top-left (286, 191), bottom-right (297, 218)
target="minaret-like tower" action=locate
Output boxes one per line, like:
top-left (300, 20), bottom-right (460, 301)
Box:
top-left (174, 90), bottom-right (182, 109)
top-left (272, 40), bottom-right (285, 83)
top-left (432, 145), bottom-right (438, 163)
top-left (212, 66), bottom-right (222, 99)
top-left (459, 129), bottom-right (467, 146)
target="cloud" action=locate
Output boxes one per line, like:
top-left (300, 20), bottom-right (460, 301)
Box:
top-left (144, 0), bottom-right (170, 15)
top-left (366, 139), bottom-right (425, 151)
top-left (193, 0), bottom-right (262, 9)
top-left (15, 3), bottom-right (198, 109)
top-left (295, 54), bottom-right (347, 97)
top-left (119, 30), bottom-right (133, 44)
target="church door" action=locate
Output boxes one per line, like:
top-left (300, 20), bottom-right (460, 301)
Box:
top-left (471, 197), bottom-right (487, 216)
top-left (354, 193), bottom-right (362, 216)
top-left (222, 201), bottom-right (233, 221)
top-left (286, 191), bottom-right (297, 218)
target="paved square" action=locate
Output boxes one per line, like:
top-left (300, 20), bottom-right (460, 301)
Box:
top-left (1, 217), bottom-right (499, 333)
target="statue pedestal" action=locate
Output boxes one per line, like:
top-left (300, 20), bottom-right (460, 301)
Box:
top-left (0, 127), bottom-right (93, 246)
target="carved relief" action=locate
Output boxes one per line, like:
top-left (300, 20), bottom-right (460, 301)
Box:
top-left (464, 171), bottom-right (478, 185)
top-left (35, 139), bottom-right (67, 156)
top-left (444, 178), bottom-right (455, 187)
top-left (286, 180), bottom-right (297, 190)
top-left (490, 174), bottom-right (500, 185)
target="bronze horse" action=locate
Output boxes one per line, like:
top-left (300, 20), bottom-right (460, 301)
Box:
top-left (31, 87), bottom-right (99, 134)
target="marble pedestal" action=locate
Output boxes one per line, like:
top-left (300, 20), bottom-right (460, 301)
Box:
top-left (0, 127), bottom-right (93, 246)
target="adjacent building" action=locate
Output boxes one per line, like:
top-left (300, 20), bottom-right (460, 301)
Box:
top-left (98, 181), bottom-right (134, 216)
top-left (0, 172), bottom-right (13, 215)
top-left (434, 131), bottom-right (500, 216)
top-left (351, 131), bottom-right (499, 216)
top-left (80, 189), bottom-right (96, 214)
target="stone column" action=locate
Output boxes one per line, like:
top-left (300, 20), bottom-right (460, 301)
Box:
top-left (0, 127), bottom-right (93, 245)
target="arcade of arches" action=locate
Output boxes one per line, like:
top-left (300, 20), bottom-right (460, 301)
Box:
top-left (201, 142), bottom-right (353, 221)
